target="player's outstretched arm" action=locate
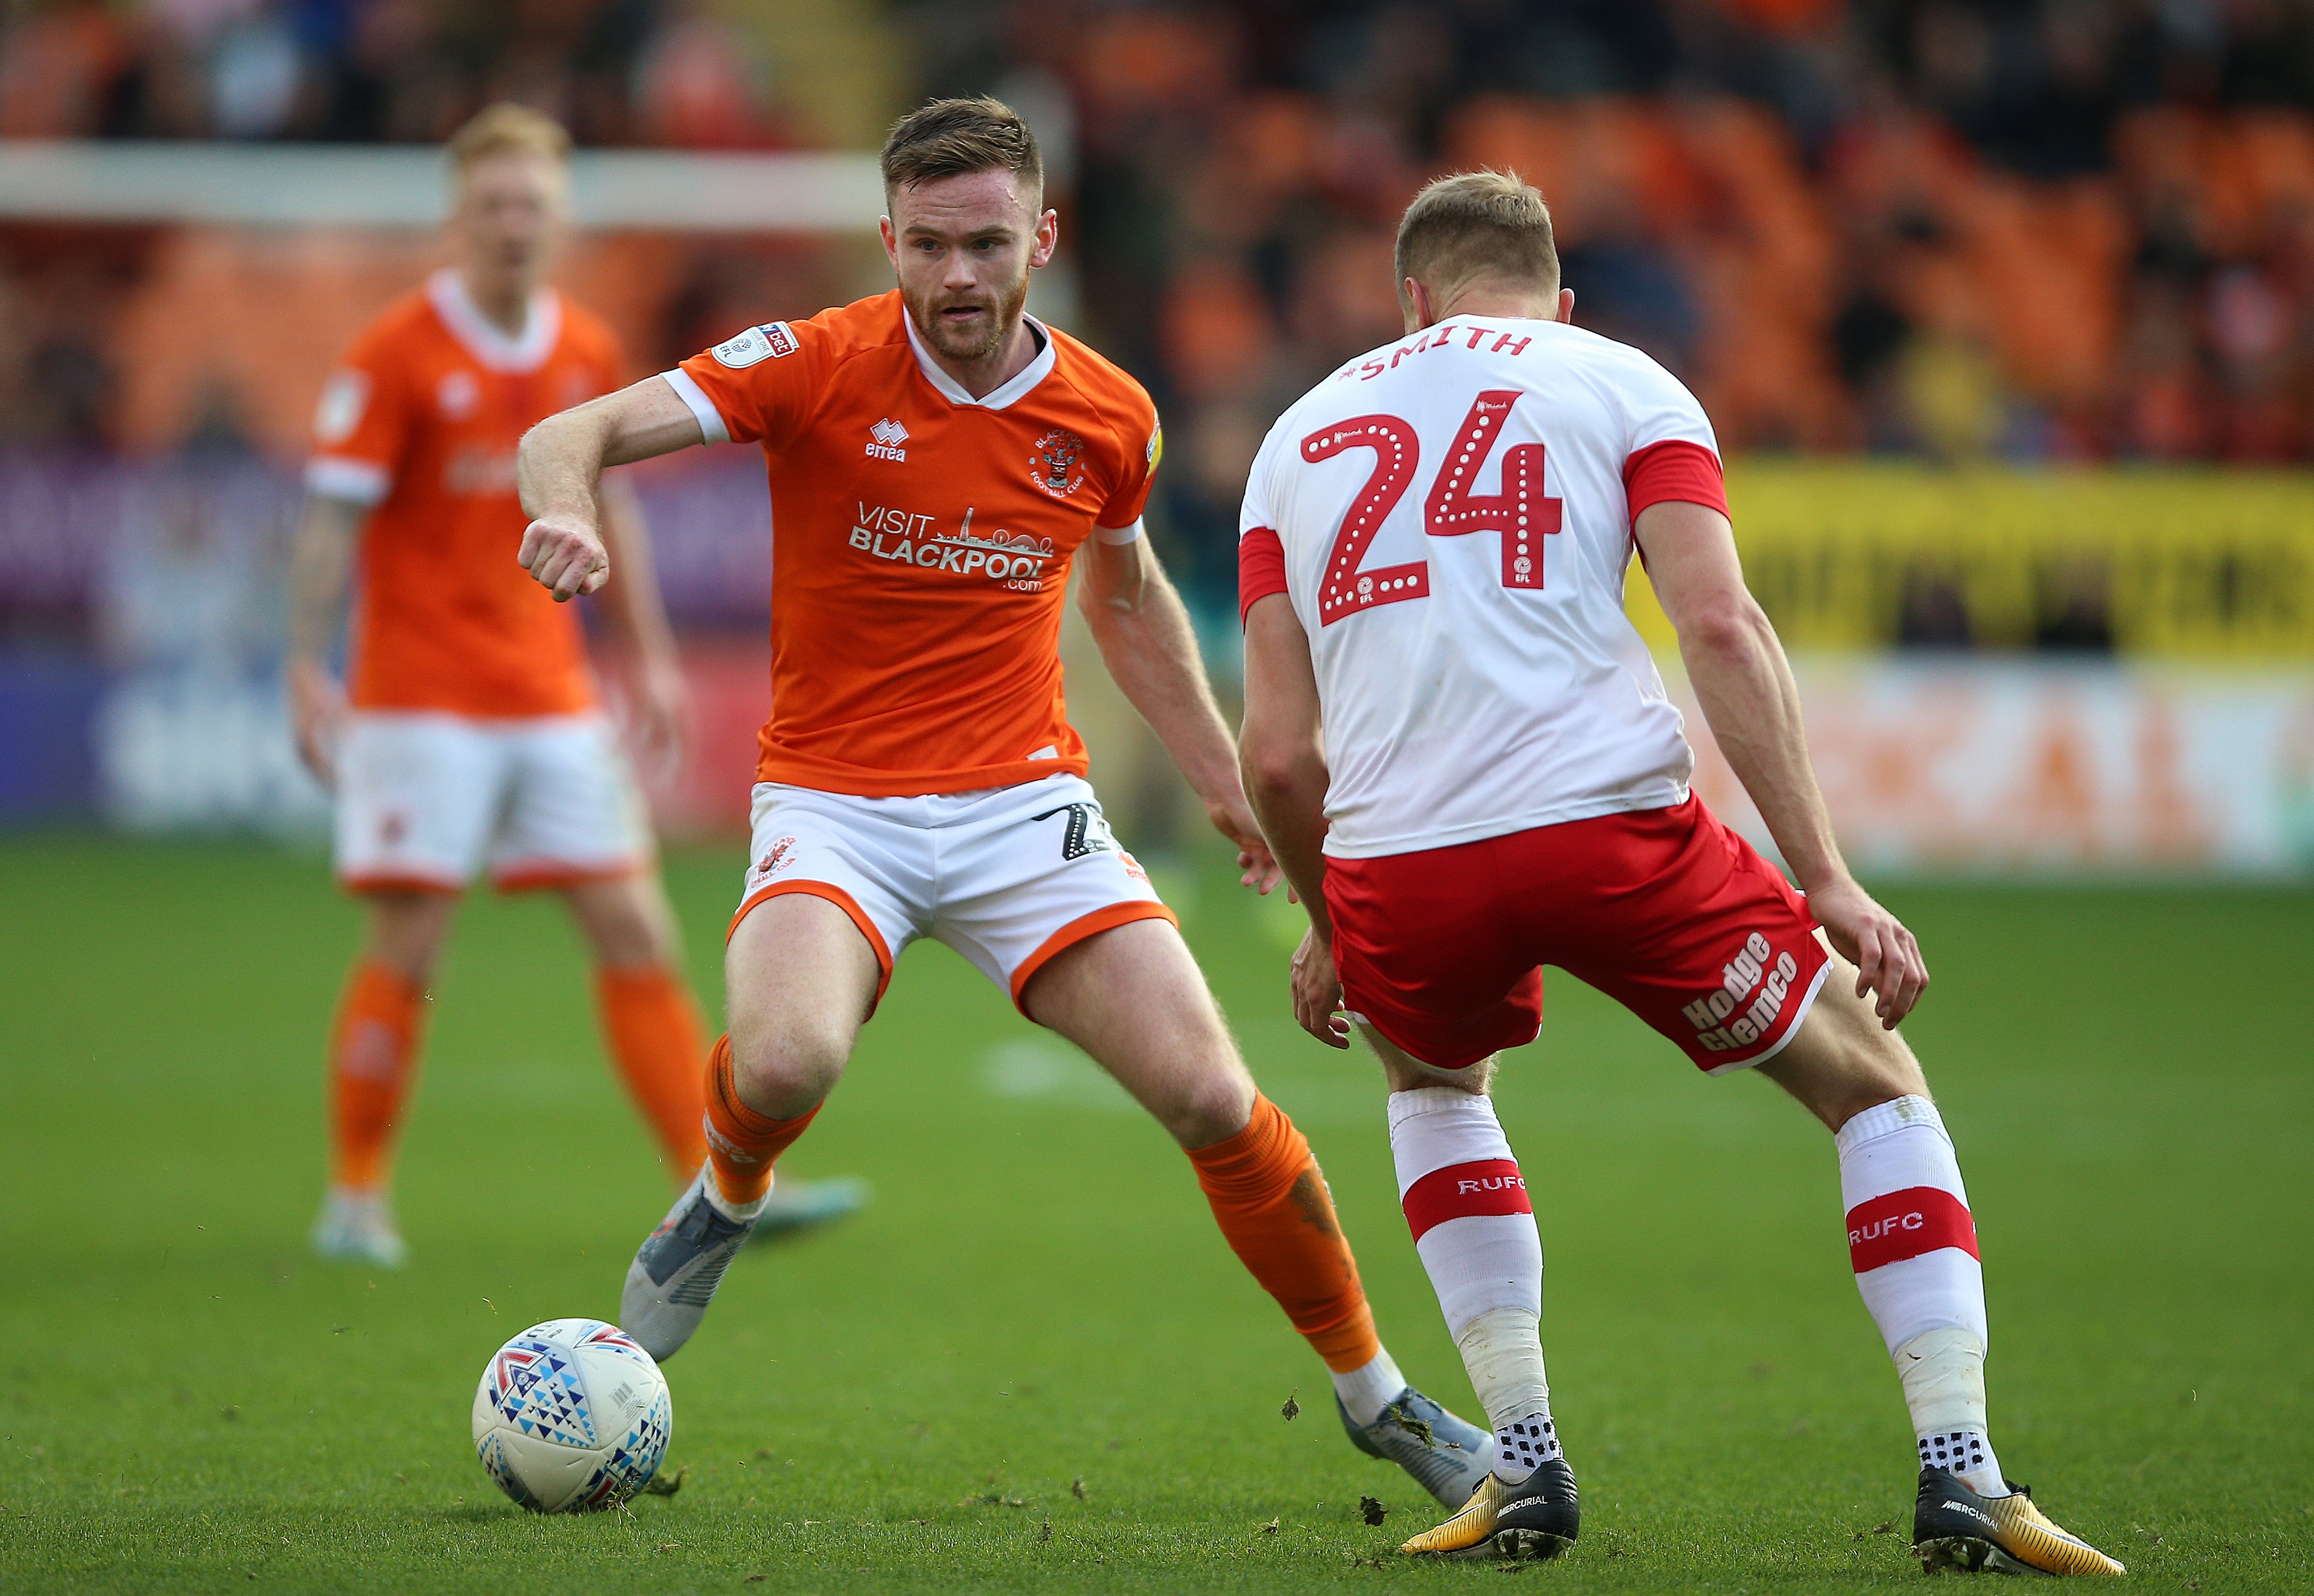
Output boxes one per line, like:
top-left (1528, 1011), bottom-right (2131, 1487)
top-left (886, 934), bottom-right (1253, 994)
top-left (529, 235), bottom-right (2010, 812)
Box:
top-left (1636, 500), bottom-right (1929, 1027)
top-left (284, 493), bottom-right (370, 787)
top-left (1238, 593), bottom-right (1349, 1047)
top-left (516, 376), bottom-right (704, 603)
top-left (1077, 532), bottom-right (1282, 892)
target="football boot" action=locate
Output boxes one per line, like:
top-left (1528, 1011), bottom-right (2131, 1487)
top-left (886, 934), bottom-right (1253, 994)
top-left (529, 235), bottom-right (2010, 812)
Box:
top-left (620, 1166), bottom-right (758, 1361)
top-left (1397, 1455), bottom-right (1580, 1559)
top-left (310, 1188), bottom-right (406, 1268)
top-left (1338, 1387), bottom-right (1495, 1509)
top-left (1914, 1466), bottom-right (2126, 1576)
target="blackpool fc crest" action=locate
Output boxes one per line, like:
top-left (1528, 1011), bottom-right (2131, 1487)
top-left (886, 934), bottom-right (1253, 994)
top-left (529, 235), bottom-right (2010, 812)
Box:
top-left (1029, 429), bottom-right (1088, 498)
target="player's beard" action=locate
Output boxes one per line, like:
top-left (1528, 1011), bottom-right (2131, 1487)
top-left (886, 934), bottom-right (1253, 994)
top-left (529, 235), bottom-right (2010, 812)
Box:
top-left (906, 266), bottom-right (1030, 366)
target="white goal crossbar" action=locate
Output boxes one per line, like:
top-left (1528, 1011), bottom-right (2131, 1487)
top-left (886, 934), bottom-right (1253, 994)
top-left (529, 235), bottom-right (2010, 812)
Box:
top-left (0, 140), bottom-right (884, 232)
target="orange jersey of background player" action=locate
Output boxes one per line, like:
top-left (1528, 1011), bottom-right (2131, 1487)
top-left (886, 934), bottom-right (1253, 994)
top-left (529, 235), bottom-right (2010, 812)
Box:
top-left (669, 289), bottom-right (1161, 797)
top-left (310, 269), bottom-right (622, 717)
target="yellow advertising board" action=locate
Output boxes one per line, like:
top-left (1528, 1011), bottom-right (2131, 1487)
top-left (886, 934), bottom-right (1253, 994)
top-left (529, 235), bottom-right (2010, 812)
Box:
top-left (1626, 463), bottom-right (2314, 659)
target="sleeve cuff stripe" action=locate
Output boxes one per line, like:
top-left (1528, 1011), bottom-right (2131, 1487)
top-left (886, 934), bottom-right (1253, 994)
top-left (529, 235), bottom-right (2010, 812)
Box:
top-left (660, 368), bottom-right (728, 447)
top-left (305, 457), bottom-right (390, 504)
top-left (1238, 526), bottom-right (1289, 627)
top-left (1623, 439), bottom-right (1728, 522)
top-left (1093, 517), bottom-right (1143, 545)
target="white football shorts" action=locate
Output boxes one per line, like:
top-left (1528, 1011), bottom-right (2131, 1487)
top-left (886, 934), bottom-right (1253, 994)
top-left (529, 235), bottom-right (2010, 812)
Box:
top-left (334, 710), bottom-right (651, 893)
top-left (734, 771), bottom-right (1175, 1011)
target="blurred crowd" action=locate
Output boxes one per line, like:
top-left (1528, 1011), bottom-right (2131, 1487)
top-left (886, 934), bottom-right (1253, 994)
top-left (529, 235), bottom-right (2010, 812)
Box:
top-left (0, 0), bottom-right (793, 148)
top-left (901, 0), bottom-right (2314, 608)
top-left (3, 1), bottom-right (2314, 624)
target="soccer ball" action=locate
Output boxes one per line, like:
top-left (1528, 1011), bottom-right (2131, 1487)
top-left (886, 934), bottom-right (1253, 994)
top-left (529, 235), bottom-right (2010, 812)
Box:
top-left (471, 1318), bottom-right (672, 1512)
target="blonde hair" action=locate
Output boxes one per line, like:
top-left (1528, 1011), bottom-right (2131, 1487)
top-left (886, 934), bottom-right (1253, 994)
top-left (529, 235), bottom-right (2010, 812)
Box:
top-left (1394, 169), bottom-right (1559, 312)
top-left (448, 103), bottom-right (572, 182)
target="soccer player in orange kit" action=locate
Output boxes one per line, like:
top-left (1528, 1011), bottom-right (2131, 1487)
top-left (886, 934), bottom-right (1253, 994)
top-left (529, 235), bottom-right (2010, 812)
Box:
top-left (507, 97), bottom-right (1496, 1509)
top-left (286, 105), bottom-right (856, 1266)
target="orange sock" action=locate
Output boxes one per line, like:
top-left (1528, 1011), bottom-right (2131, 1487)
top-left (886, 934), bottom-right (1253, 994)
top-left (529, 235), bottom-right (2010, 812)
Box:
top-left (701, 1034), bottom-right (819, 1207)
top-left (1187, 1094), bottom-right (1382, 1373)
top-left (328, 958), bottom-right (427, 1193)
top-left (595, 965), bottom-right (710, 1176)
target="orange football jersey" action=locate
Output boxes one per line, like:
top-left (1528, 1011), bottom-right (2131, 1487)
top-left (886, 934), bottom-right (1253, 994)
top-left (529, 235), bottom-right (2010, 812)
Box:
top-left (309, 269), bottom-right (622, 717)
top-left (668, 291), bottom-right (1163, 797)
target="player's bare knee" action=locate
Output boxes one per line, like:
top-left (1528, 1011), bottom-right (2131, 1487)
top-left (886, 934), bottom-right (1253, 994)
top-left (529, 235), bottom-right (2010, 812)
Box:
top-left (725, 1017), bottom-right (848, 1120)
top-left (1360, 1023), bottom-right (1491, 1094)
top-left (362, 892), bottom-right (455, 982)
top-left (1762, 990), bottom-right (1929, 1131)
top-left (1166, 1066), bottom-right (1259, 1150)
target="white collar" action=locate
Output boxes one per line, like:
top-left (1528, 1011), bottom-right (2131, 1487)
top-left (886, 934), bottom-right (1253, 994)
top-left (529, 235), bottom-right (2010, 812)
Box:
top-left (903, 306), bottom-right (1055, 411)
top-left (427, 268), bottom-right (561, 373)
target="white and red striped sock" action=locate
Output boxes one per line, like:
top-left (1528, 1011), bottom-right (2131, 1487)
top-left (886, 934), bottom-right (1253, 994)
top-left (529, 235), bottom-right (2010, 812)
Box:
top-left (1389, 1086), bottom-right (1557, 1481)
top-left (1838, 1094), bottom-right (2004, 1496)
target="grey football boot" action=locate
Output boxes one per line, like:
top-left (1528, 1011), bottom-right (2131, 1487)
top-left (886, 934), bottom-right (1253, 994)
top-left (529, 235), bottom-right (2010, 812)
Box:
top-left (1338, 1386), bottom-right (1495, 1509)
top-left (620, 1166), bottom-right (758, 1361)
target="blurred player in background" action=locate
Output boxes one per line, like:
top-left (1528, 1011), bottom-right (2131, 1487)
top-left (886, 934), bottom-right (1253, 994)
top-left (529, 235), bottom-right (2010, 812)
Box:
top-left (1238, 172), bottom-right (2123, 1574)
top-left (286, 105), bottom-right (858, 1267)
top-left (511, 97), bottom-right (1498, 1512)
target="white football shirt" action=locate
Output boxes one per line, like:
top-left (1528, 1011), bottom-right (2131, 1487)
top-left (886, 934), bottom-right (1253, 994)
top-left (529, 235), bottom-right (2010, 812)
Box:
top-left (1239, 315), bottom-right (1724, 859)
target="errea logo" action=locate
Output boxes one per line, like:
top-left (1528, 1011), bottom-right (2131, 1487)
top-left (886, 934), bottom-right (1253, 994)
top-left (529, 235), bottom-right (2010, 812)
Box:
top-left (866, 417), bottom-right (908, 462)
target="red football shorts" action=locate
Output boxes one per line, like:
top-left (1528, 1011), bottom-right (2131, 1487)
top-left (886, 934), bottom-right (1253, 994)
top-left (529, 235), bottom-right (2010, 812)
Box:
top-left (1323, 796), bottom-right (1832, 1074)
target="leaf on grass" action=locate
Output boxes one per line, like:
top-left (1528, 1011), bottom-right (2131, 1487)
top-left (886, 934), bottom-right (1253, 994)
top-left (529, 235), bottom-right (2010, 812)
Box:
top-left (1359, 1496), bottom-right (1387, 1527)
top-left (1070, 1476), bottom-right (1087, 1500)
top-left (1872, 1519), bottom-right (1895, 1535)
top-left (1039, 1519), bottom-right (1052, 1543)
top-left (643, 1465), bottom-right (688, 1498)
top-left (744, 1575), bottom-right (766, 1584)
top-left (653, 1541), bottom-right (678, 1552)
top-left (1259, 1516), bottom-right (1280, 1535)
top-left (1280, 1389), bottom-right (1300, 1422)
top-left (752, 1448), bottom-right (774, 1460)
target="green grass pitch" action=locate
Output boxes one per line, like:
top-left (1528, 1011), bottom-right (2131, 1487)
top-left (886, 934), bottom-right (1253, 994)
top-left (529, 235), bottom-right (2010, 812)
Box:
top-left (0, 833), bottom-right (2307, 1593)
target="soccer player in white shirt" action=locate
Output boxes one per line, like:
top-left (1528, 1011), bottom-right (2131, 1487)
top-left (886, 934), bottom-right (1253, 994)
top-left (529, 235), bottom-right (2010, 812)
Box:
top-left (1237, 171), bottom-right (2121, 1575)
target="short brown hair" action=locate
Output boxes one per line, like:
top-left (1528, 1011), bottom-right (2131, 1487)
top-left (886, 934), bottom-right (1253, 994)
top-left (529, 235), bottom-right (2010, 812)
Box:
top-left (880, 96), bottom-right (1043, 209)
top-left (1394, 169), bottom-right (1559, 311)
top-left (448, 103), bottom-right (572, 179)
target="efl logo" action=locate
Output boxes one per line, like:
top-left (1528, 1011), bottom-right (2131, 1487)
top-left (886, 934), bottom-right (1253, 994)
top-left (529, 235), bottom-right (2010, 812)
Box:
top-left (866, 417), bottom-right (909, 462)
top-left (710, 322), bottom-right (797, 368)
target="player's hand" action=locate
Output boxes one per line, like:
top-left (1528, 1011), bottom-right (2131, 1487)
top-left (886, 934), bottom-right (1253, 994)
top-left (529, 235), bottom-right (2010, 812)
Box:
top-left (1291, 926), bottom-right (1352, 1049)
top-left (1205, 793), bottom-right (1288, 896)
top-left (287, 656), bottom-right (344, 789)
top-left (519, 512), bottom-right (610, 601)
top-left (1806, 875), bottom-right (1929, 1028)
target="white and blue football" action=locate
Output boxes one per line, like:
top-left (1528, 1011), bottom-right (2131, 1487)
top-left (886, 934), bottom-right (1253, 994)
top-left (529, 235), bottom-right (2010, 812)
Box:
top-left (471, 1318), bottom-right (672, 1513)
